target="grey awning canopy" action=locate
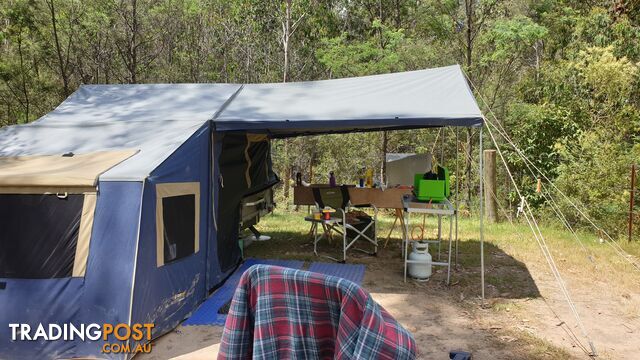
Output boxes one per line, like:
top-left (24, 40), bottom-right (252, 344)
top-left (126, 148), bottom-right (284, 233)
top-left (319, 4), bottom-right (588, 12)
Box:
top-left (215, 64), bottom-right (483, 137)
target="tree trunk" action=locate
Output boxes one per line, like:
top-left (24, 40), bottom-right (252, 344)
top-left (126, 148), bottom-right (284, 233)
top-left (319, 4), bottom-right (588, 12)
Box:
top-left (282, 0), bottom-right (291, 83)
top-left (283, 139), bottom-right (290, 202)
top-left (17, 36), bottom-right (29, 122)
top-left (464, 0), bottom-right (474, 207)
top-left (125, 0), bottom-right (139, 84)
top-left (466, 128), bottom-right (473, 206)
top-left (281, 0), bottom-right (292, 202)
top-left (47, 0), bottom-right (70, 97)
top-left (381, 131), bottom-right (388, 185)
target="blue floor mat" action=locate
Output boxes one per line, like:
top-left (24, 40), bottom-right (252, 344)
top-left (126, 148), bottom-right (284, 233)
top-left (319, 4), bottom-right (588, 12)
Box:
top-left (183, 258), bottom-right (304, 326)
top-left (308, 262), bottom-right (366, 285)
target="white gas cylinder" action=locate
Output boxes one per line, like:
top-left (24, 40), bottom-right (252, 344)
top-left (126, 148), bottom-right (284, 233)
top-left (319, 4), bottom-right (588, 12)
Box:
top-left (408, 241), bottom-right (432, 280)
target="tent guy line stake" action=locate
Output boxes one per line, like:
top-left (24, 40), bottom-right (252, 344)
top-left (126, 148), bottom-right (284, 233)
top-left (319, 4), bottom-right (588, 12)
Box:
top-left (485, 120), bottom-right (597, 357)
top-left (476, 93), bottom-right (638, 269)
top-left (485, 113), bottom-right (640, 271)
top-left (463, 69), bottom-right (640, 273)
top-left (461, 68), bottom-right (596, 356)
top-left (468, 123), bottom-right (595, 262)
top-left (450, 131), bottom-right (594, 356)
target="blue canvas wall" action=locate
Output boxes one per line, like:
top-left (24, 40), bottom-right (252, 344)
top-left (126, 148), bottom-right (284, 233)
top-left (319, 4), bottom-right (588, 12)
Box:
top-left (0, 181), bottom-right (143, 360)
top-left (129, 123), bottom-right (231, 346)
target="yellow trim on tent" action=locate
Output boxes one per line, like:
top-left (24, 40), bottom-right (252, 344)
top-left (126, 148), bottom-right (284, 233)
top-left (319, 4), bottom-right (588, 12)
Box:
top-left (73, 193), bottom-right (97, 277)
top-left (155, 182), bottom-right (201, 267)
top-left (0, 150), bottom-right (138, 189)
top-left (0, 186), bottom-right (97, 194)
top-left (244, 134), bottom-right (268, 187)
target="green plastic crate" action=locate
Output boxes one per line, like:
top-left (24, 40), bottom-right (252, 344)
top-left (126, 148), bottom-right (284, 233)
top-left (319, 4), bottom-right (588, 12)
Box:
top-left (413, 166), bottom-right (450, 202)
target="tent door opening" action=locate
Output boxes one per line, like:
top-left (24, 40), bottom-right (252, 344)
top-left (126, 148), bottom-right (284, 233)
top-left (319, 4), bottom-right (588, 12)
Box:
top-left (216, 133), bottom-right (279, 272)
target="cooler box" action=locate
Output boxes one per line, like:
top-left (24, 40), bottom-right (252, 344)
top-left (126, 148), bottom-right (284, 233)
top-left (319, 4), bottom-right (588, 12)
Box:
top-left (413, 166), bottom-right (450, 202)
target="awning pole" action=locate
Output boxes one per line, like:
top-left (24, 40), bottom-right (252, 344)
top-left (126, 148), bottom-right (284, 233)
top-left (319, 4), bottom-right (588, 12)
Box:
top-left (479, 125), bottom-right (485, 301)
top-left (455, 127), bottom-right (459, 267)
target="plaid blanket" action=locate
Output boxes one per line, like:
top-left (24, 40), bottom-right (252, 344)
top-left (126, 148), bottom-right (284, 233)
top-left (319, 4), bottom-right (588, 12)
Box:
top-left (218, 264), bottom-right (417, 359)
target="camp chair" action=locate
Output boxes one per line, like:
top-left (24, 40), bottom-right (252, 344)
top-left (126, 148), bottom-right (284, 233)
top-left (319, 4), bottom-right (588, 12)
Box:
top-left (310, 186), bottom-right (377, 263)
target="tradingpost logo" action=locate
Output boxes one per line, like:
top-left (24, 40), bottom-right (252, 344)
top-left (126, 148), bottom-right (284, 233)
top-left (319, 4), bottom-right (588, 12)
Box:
top-left (8, 323), bottom-right (155, 354)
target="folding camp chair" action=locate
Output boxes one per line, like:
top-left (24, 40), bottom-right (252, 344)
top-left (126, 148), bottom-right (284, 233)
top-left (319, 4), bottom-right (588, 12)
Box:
top-left (307, 186), bottom-right (378, 263)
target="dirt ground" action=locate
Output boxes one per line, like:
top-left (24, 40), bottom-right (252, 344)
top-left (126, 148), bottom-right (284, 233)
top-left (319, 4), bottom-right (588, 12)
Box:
top-left (139, 215), bottom-right (640, 359)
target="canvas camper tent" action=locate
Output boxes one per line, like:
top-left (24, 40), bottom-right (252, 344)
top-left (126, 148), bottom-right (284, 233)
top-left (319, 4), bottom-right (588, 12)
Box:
top-left (0, 64), bottom-right (483, 359)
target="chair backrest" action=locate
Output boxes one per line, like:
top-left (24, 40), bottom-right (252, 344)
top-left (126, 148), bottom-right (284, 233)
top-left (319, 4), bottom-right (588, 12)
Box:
top-left (218, 264), bottom-right (417, 359)
top-left (312, 186), bottom-right (350, 210)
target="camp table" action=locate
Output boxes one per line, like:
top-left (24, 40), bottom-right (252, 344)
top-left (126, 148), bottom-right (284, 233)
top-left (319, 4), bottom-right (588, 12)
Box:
top-left (294, 185), bottom-right (412, 208)
top-left (401, 194), bottom-right (456, 284)
top-left (295, 185), bottom-right (412, 243)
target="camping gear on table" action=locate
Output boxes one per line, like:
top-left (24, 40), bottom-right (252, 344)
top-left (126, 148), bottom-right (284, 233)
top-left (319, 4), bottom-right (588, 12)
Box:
top-left (413, 164), bottom-right (450, 202)
top-left (408, 241), bottom-right (432, 280)
top-left (365, 168), bottom-right (374, 188)
top-left (322, 207), bottom-right (335, 220)
top-left (308, 186), bottom-right (378, 262)
top-left (218, 264), bottom-right (417, 360)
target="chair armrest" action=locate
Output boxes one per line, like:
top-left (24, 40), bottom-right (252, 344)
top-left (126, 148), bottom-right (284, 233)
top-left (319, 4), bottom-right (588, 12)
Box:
top-left (337, 208), bottom-right (347, 223)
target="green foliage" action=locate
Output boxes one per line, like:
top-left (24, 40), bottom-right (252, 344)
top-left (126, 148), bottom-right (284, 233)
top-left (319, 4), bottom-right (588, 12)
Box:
top-left (480, 15), bottom-right (547, 64)
top-left (316, 20), bottom-right (407, 77)
top-left (573, 46), bottom-right (638, 104)
top-left (0, 0), bottom-right (639, 237)
top-left (555, 132), bottom-right (640, 231)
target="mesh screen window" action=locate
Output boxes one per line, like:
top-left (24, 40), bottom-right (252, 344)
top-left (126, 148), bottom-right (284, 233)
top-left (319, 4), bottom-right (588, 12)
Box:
top-left (0, 194), bottom-right (83, 278)
top-left (162, 194), bottom-right (196, 264)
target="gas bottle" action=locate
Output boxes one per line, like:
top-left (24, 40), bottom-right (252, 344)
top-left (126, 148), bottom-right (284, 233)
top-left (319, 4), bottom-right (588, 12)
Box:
top-left (408, 241), bottom-right (432, 280)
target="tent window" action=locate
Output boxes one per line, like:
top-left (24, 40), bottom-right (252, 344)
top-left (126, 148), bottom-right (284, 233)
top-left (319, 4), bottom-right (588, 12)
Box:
top-left (162, 195), bottom-right (195, 264)
top-left (156, 182), bottom-right (200, 267)
top-left (0, 194), bottom-right (83, 278)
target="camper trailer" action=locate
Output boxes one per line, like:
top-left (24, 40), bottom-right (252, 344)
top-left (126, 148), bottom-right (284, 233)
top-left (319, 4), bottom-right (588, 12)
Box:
top-left (0, 84), bottom-right (279, 359)
top-left (0, 65), bottom-right (483, 359)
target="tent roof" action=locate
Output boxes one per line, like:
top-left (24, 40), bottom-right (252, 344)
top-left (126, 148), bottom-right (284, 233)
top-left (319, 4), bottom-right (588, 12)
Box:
top-left (0, 84), bottom-right (242, 181)
top-left (0, 65), bottom-right (482, 182)
top-left (215, 65), bottom-right (483, 136)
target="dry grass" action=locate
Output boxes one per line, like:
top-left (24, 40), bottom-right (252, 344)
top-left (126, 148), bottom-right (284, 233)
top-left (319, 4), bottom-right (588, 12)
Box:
top-left (245, 208), bottom-right (640, 358)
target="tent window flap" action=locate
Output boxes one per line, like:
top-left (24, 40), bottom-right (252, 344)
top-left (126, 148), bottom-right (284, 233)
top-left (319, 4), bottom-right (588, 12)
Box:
top-left (0, 194), bottom-right (84, 279)
top-left (156, 182), bottom-right (200, 267)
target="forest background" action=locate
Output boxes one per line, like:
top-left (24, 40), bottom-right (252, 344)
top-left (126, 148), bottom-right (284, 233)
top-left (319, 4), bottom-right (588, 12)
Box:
top-left (1, 0), bottom-right (639, 237)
